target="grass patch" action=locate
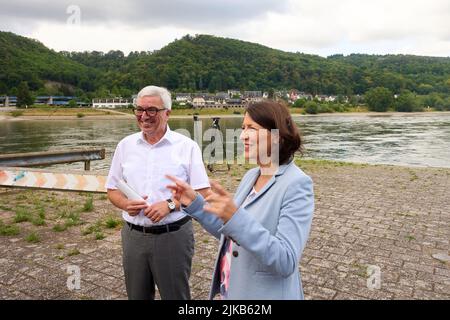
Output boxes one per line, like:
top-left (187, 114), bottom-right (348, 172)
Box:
top-left (82, 221), bottom-right (102, 235)
top-left (13, 208), bottom-right (32, 223)
top-left (105, 216), bottom-right (121, 229)
top-left (296, 158), bottom-right (369, 169)
top-left (82, 196), bottom-right (94, 212)
top-left (31, 217), bottom-right (46, 226)
top-left (64, 211), bottom-right (82, 227)
top-left (11, 110), bottom-right (24, 117)
top-left (55, 243), bottom-right (65, 250)
top-left (12, 107), bottom-right (111, 117)
top-left (98, 194), bottom-right (108, 200)
top-left (52, 223), bottom-right (68, 232)
top-left (25, 232), bottom-right (40, 243)
top-left (15, 193), bottom-right (28, 201)
top-left (409, 171), bottom-right (419, 181)
top-left (77, 113), bottom-right (85, 118)
top-left (352, 262), bottom-right (368, 278)
top-left (67, 248), bottom-right (80, 256)
top-left (395, 212), bottom-right (416, 217)
top-left (37, 207), bottom-right (46, 219)
top-left (405, 235), bottom-right (416, 241)
top-left (0, 220), bottom-right (20, 236)
top-left (13, 206), bottom-right (47, 226)
top-left (95, 232), bottom-right (105, 240)
top-left (0, 204), bottom-right (13, 211)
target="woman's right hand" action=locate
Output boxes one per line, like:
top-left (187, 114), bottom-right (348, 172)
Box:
top-left (166, 175), bottom-right (197, 207)
top-left (125, 196), bottom-right (148, 216)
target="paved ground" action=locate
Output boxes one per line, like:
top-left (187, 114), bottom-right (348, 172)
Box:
top-left (0, 161), bottom-right (449, 300)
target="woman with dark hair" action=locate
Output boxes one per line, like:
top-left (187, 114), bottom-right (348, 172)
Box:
top-left (167, 100), bottom-right (314, 300)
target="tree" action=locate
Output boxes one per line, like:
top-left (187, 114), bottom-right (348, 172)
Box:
top-left (421, 93), bottom-right (445, 110)
top-left (16, 81), bottom-right (34, 108)
top-left (293, 98), bottom-right (306, 108)
top-left (304, 101), bottom-right (318, 114)
top-left (395, 90), bottom-right (422, 112)
top-left (68, 99), bottom-right (77, 108)
top-left (365, 87), bottom-right (393, 112)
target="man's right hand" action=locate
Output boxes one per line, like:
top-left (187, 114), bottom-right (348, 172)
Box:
top-left (125, 196), bottom-right (149, 216)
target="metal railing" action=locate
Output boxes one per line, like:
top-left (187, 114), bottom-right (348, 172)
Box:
top-left (0, 148), bottom-right (105, 171)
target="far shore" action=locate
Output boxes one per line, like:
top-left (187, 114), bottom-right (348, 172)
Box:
top-left (1, 110), bottom-right (450, 121)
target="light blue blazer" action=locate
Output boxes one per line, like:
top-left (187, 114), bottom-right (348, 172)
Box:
top-left (183, 161), bottom-right (314, 300)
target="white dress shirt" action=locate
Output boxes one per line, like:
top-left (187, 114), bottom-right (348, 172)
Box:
top-left (106, 126), bottom-right (210, 226)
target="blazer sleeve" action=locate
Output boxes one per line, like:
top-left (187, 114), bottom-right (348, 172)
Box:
top-left (182, 193), bottom-right (223, 240)
top-left (219, 175), bottom-right (314, 277)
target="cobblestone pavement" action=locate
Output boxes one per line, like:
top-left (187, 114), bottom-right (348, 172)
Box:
top-left (1, 162), bottom-right (449, 300)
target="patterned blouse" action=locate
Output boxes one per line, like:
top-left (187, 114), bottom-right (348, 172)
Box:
top-left (219, 187), bottom-right (257, 299)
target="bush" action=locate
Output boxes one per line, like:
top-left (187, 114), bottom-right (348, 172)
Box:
top-left (304, 101), bottom-right (318, 114)
top-left (68, 100), bottom-right (77, 108)
top-left (77, 113), bottom-right (85, 118)
top-left (293, 98), bottom-right (307, 108)
top-left (365, 87), bottom-right (394, 112)
top-left (11, 110), bottom-right (23, 117)
top-left (317, 104), bottom-right (334, 113)
top-left (395, 91), bottom-right (422, 112)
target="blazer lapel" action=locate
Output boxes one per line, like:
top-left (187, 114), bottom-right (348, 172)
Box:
top-left (242, 162), bottom-right (293, 208)
top-left (234, 168), bottom-right (260, 207)
top-left (242, 176), bottom-right (275, 208)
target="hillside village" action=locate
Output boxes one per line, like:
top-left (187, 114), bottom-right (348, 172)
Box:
top-left (1, 89), bottom-right (347, 109)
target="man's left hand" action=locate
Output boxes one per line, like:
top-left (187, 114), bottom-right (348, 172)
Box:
top-left (144, 201), bottom-right (171, 223)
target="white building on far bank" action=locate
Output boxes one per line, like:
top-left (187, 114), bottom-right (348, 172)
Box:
top-left (92, 98), bottom-right (133, 109)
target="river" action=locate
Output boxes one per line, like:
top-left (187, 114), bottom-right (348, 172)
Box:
top-left (1, 113), bottom-right (449, 170)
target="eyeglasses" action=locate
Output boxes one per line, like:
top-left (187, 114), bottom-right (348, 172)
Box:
top-left (134, 106), bottom-right (166, 117)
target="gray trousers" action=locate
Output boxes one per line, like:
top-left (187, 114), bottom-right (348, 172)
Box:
top-left (121, 219), bottom-right (194, 300)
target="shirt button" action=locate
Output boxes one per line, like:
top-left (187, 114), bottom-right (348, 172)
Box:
top-left (232, 251), bottom-right (239, 257)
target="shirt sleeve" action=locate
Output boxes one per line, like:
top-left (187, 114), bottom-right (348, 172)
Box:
top-left (105, 141), bottom-right (124, 190)
top-left (188, 142), bottom-right (210, 190)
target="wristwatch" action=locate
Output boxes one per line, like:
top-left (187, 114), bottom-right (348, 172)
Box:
top-left (166, 198), bottom-right (176, 213)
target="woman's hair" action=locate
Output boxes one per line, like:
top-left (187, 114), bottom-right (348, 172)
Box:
top-left (245, 100), bottom-right (303, 164)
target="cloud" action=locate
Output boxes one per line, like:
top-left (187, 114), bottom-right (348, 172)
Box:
top-left (0, 0), bottom-right (449, 57)
top-left (221, 0), bottom-right (450, 56)
top-left (0, 0), bottom-right (289, 29)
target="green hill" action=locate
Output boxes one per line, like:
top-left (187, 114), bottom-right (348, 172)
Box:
top-left (0, 31), bottom-right (97, 96)
top-left (1, 31), bottom-right (449, 99)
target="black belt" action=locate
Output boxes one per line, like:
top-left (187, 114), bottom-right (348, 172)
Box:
top-left (127, 216), bottom-right (191, 234)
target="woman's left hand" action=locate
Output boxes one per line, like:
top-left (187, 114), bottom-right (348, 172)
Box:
top-left (203, 180), bottom-right (238, 223)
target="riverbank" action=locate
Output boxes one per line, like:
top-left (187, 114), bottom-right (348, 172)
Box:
top-left (1, 109), bottom-right (450, 121)
top-left (0, 159), bottom-right (449, 299)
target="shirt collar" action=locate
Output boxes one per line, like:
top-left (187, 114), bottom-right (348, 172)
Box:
top-left (137, 125), bottom-right (175, 146)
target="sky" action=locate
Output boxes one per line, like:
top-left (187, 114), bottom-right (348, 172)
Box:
top-left (0, 0), bottom-right (449, 57)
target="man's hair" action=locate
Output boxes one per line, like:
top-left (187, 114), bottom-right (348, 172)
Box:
top-left (136, 86), bottom-right (172, 110)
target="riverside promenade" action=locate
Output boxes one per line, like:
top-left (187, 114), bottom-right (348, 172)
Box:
top-left (0, 160), bottom-right (449, 299)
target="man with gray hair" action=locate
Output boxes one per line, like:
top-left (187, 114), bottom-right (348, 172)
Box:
top-left (106, 85), bottom-right (210, 300)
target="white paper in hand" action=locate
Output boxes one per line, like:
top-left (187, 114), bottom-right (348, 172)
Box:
top-left (117, 179), bottom-right (145, 201)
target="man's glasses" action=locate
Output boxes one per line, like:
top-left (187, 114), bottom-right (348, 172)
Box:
top-left (134, 107), bottom-right (166, 117)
